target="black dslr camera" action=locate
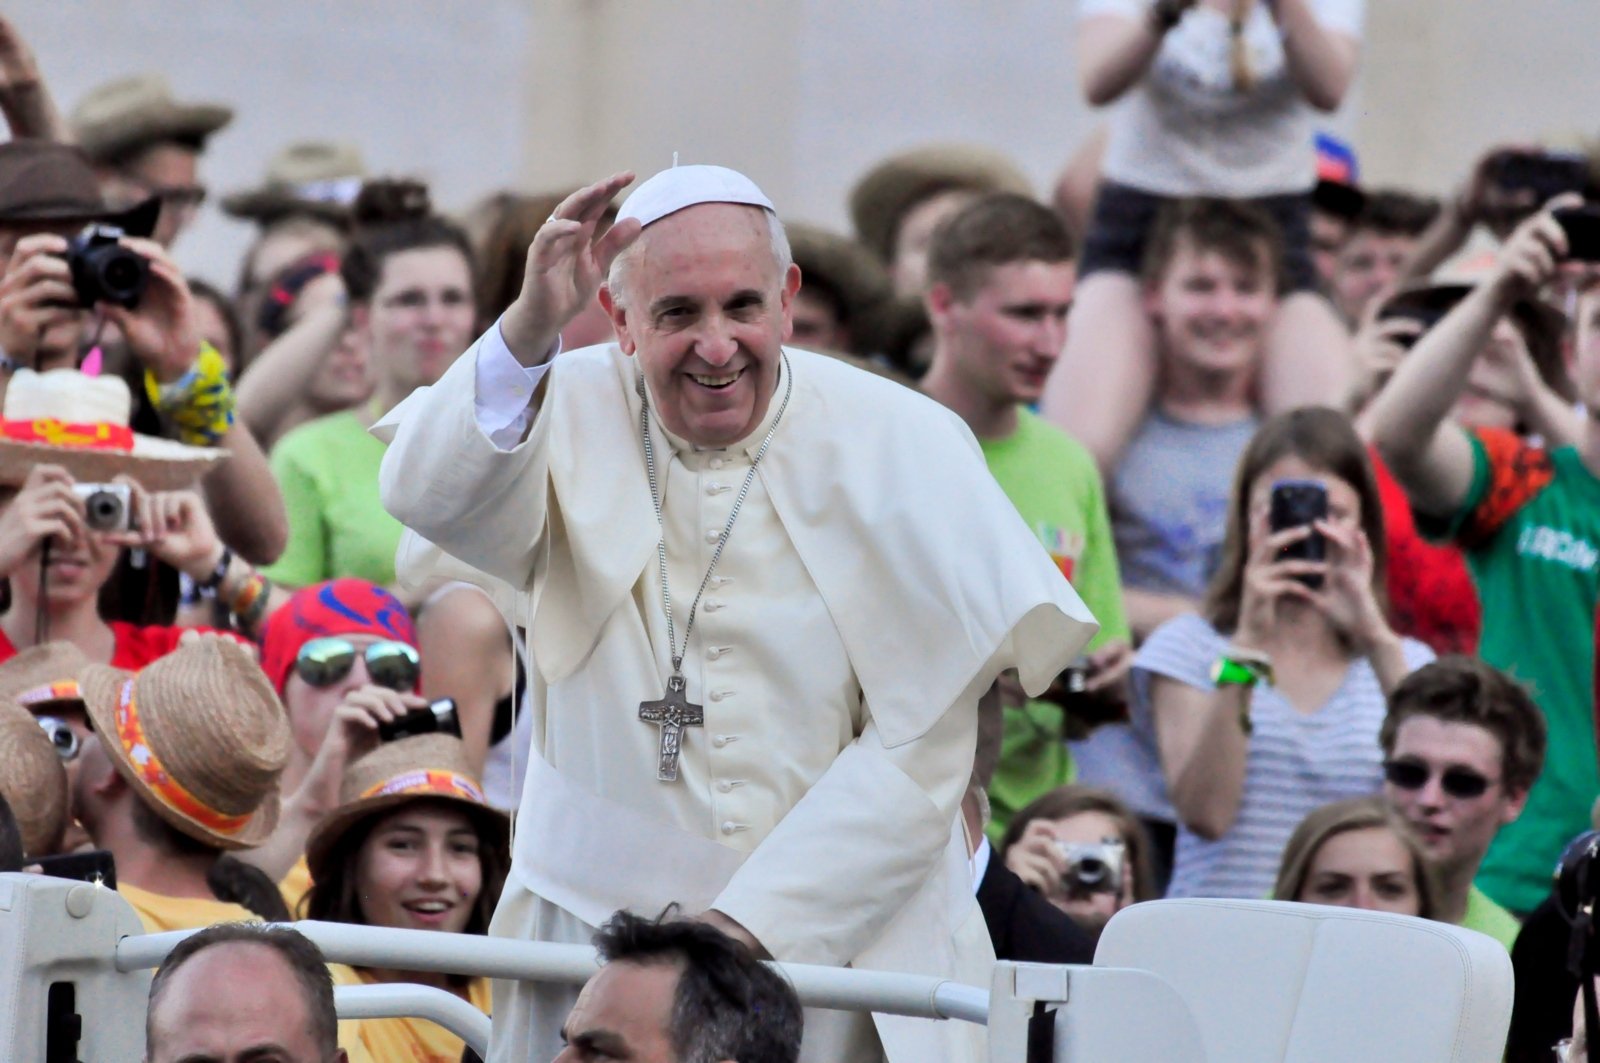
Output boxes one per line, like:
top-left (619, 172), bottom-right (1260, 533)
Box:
top-left (66, 224), bottom-right (149, 309)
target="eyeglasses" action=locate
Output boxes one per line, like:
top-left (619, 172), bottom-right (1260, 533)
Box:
top-left (1382, 758), bottom-right (1494, 800)
top-left (129, 179), bottom-right (208, 210)
top-left (36, 716), bottom-right (80, 762)
top-left (293, 638), bottom-right (420, 692)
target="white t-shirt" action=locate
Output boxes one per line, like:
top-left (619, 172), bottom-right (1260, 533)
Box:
top-left (1081, 0), bottom-right (1365, 198)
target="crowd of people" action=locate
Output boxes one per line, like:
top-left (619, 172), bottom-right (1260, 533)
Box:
top-left (1, 3), bottom-right (1598, 1061)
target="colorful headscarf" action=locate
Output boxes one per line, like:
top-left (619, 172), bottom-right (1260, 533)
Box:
top-left (259, 579), bottom-right (417, 694)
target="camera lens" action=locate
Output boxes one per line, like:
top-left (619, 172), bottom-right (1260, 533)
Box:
top-left (1074, 857), bottom-right (1108, 887)
top-left (82, 491), bottom-right (123, 531)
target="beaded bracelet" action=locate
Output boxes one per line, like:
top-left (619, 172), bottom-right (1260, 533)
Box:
top-left (143, 341), bottom-right (236, 447)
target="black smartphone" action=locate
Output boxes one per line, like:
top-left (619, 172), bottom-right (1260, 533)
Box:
top-left (33, 849), bottom-right (117, 889)
top-left (1555, 205), bottom-right (1600, 263)
top-left (1269, 479), bottom-right (1328, 588)
top-left (1490, 150), bottom-right (1590, 201)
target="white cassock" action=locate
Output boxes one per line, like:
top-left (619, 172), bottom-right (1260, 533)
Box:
top-left (375, 325), bottom-right (1096, 1063)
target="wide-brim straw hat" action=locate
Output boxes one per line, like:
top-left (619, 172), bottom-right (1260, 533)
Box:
top-left (787, 222), bottom-right (893, 331)
top-left (0, 642), bottom-right (92, 717)
top-left (0, 697), bottom-right (69, 857)
top-left (222, 140), bottom-right (367, 224)
top-left (79, 637), bottom-right (290, 851)
top-left (849, 144), bottom-right (1033, 264)
top-left (0, 368), bottom-right (225, 491)
top-left (305, 734), bottom-right (507, 880)
top-left (0, 139), bottom-right (160, 236)
top-left (70, 73), bottom-right (232, 165)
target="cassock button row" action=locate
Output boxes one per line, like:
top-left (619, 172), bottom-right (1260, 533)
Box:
top-left (703, 600), bottom-right (724, 612)
top-left (706, 482), bottom-right (730, 495)
top-left (709, 689), bottom-right (732, 702)
top-left (704, 528), bottom-right (721, 544)
top-left (709, 456), bottom-right (727, 470)
top-left (712, 734), bottom-right (732, 747)
top-left (717, 780), bottom-right (735, 793)
top-left (721, 821), bottom-right (747, 835)
top-left (706, 646), bottom-right (729, 660)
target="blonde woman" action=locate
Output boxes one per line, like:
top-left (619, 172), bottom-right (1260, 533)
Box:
top-left (1274, 796), bottom-right (1439, 919)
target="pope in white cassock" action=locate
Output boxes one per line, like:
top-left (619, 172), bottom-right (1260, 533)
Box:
top-left (373, 165), bottom-right (1097, 1063)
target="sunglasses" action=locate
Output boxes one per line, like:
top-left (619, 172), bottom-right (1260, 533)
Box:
top-left (294, 638), bottom-right (420, 692)
top-left (1382, 758), bottom-right (1493, 800)
top-left (37, 716), bottom-right (81, 762)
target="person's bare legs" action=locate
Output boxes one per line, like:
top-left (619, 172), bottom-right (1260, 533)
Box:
top-left (1041, 270), bottom-right (1155, 474)
top-left (1262, 291), bottom-right (1354, 412)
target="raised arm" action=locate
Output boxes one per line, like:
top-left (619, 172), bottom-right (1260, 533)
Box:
top-left (1367, 207), bottom-right (1569, 517)
top-left (1273, 0), bottom-right (1361, 112)
top-left (236, 273), bottom-right (349, 448)
top-left (0, 15), bottom-right (66, 142)
top-left (1077, 4), bottom-right (1194, 107)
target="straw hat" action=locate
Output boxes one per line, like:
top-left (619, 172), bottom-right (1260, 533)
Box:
top-left (0, 368), bottom-right (225, 490)
top-left (0, 697), bottom-right (69, 857)
top-left (849, 144), bottom-right (1032, 264)
top-left (787, 222), bottom-right (893, 333)
top-left (0, 642), bottom-right (92, 716)
top-left (79, 637), bottom-right (290, 851)
top-left (0, 139), bottom-right (160, 236)
top-left (70, 73), bottom-right (232, 165)
top-left (305, 734), bottom-right (506, 879)
top-left (222, 141), bottom-right (368, 224)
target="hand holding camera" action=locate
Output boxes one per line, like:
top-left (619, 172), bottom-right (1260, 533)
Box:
top-left (0, 232), bottom-right (82, 368)
top-left (99, 234), bottom-right (201, 384)
top-left (0, 463), bottom-right (86, 576)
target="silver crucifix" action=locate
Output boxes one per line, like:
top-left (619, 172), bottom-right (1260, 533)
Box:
top-left (638, 674), bottom-right (704, 782)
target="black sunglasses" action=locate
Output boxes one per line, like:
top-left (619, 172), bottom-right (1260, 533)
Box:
top-left (1382, 758), bottom-right (1493, 800)
top-left (294, 638), bottom-right (420, 692)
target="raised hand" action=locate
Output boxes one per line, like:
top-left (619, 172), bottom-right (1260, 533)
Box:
top-left (500, 172), bottom-right (641, 364)
top-left (1488, 199), bottom-right (1577, 304)
top-left (1307, 520), bottom-right (1394, 653)
top-left (101, 237), bottom-right (201, 383)
top-left (0, 233), bottom-right (80, 368)
top-left (0, 464), bottom-right (84, 576)
top-left (1234, 524), bottom-right (1324, 651)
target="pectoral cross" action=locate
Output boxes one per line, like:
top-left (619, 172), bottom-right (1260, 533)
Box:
top-left (638, 674), bottom-right (704, 782)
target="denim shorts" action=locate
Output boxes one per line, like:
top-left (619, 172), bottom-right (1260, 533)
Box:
top-left (1079, 180), bottom-right (1317, 293)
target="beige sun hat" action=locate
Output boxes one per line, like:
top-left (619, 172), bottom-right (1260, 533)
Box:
top-left (848, 144), bottom-right (1033, 264)
top-left (787, 222), bottom-right (893, 335)
top-left (0, 642), bottom-right (92, 717)
top-left (78, 636), bottom-right (290, 851)
top-left (70, 73), bottom-right (233, 165)
top-left (0, 697), bottom-right (69, 857)
top-left (221, 140), bottom-right (367, 224)
top-left (305, 733), bottom-right (507, 881)
top-left (0, 368), bottom-right (225, 490)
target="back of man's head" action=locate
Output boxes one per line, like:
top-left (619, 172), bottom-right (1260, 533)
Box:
top-left (146, 923), bottom-right (342, 1063)
top-left (1380, 655), bottom-right (1547, 796)
top-left (591, 909), bottom-right (802, 1063)
top-left (1140, 198), bottom-right (1285, 294)
top-left (1349, 189), bottom-right (1440, 241)
top-left (925, 193), bottom-right (1074, 302)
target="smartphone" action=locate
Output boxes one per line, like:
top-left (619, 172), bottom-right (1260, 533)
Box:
top-left (32, 849), bottom-right (117, 889)
top-left (1269, 480), bottom-right (1327, 588)
top-left (1375, 300), bottom-right (1451, 350)
top-left (1555, 205), bottom-right (1600, 262)
top-left (1490, 150), bottom-right (1590, 201)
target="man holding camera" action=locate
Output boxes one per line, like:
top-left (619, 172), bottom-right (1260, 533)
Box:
top-left (0, 138), bottom-right (286, 567)
top-left (1369, 201), bottom-right (1600, 915)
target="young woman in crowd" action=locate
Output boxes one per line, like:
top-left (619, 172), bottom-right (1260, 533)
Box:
top-left (998, 785), bottom-right (1156, 938)
top-left (264, 178), bottom-right (477, 591)
top-left (1043, 0), bottom-right (1364, 472)
top-left (1139, 406), bottom-right (1433, 900)
top-left (1273, 795), bottom-right (1438, 918)
top-left (305, 733), bottom-right (507, 1063)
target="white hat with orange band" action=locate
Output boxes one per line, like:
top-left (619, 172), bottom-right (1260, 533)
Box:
top-left (78, 635), bottom-right (290, 851)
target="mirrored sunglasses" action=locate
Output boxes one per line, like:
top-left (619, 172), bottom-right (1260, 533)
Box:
top-left (294, 637), bottom-right (420, 692)
top-left (1382, 758), bottom-right (1492, 800)
top-left (36, 715), bottom-right (81, 761)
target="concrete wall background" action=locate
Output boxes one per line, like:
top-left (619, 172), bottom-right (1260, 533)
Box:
top-left (15, 1), bottom-right (1600, 285)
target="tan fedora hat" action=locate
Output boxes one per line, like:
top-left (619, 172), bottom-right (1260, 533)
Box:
top-left (79, 636), bottom-right (290, 851)
top-left (70, 73), bottom-right (233, 165)
top-left (0, 697), bottom-right (69, 857)
top-left (222, 140), bottom-right (367, 224)
top-left (0, 642), bottom-right (92, 716)
top-left (305, 734), bottom-right (507, 881)
top-left (787, 222), bottom-right (893, 335)
top-left (849, 144), bottom-right (1033, 264)
top-left (0, 368), bottom-right (225, 490)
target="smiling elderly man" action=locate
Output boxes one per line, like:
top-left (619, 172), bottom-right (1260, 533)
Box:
top-left (375, 165), bottom-right (1096, 1062)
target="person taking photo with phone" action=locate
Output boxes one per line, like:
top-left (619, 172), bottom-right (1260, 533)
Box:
top-left (1368, 200), bottom-right (1600, 916)
top-left (1139, 406), bottom-right (1432, 900)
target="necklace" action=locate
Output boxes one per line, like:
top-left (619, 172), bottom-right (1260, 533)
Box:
top-left (635, 354), bottom-right (793, 781)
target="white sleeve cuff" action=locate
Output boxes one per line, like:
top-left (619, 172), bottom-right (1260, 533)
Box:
top-left (473, 318), bottom-right (559, 449)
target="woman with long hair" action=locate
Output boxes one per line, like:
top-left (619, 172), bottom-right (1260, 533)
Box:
top-left (1138, 406), bottom-right (1432, 899)
top-left (1273, 795), bottom-right (1439, 918)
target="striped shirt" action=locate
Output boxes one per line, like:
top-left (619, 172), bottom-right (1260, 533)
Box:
top-left (1132, 613), bottom-right (1433, 900)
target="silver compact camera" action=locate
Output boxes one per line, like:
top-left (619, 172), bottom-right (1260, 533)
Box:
top-left (71, 482), bottom-right (133, 532)
top-left (1058, 838), bottom-right (1127, 896)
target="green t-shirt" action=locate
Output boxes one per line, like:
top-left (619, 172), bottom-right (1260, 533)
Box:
top-left (1423, 428), bottom-right (1600, 913)
top-left (1459, 884), bottom-right (1521, 951)
top-left (980, 410), bottom-right (1132, 840)
top-left (263, 411), bottom-right (402, 589)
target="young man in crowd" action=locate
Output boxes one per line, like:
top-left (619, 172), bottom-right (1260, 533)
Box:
top-left (1330, 189), bottom-right (1441, 326)
top-left (920, 192), bottom-right (1132, 835)
top-left (145, 923), bottom-right (347, 1063)
top-left (557, 910), bottom-right (802, 1063)
top-left (1379, 656), bottom-right (1546, 948)
top-left (1368, 203), bottom-right (1600, 914)
top-left (1071, 198), bottom-right (1285, 885)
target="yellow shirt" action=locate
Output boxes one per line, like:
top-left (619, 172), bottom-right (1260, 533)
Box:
top-left (329, 962), bottom-right (492, 1063)
top-left (118, 882), bottom-right (260, 934)
top-left (279, 855), bottom-right (313, 918)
